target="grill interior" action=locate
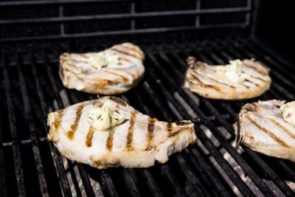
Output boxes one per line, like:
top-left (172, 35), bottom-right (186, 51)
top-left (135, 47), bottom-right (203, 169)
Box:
top-left (0, 0), bottom-right (251, 42)
top-left (1, 36), bottom-right (295, 197)
top-left (1, 0), bottom-right (295, 197)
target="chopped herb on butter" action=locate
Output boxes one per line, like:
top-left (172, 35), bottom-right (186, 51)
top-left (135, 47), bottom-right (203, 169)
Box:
top-left (280, 101), bottom-right (295, 127)
top-left (91, 51), bottom-right (120, 69)
top-left (88, 101), bottom-right (126, 130)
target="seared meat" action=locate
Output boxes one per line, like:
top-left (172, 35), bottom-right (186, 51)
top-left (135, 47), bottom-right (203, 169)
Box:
top-left (234, 100), bottom-right (295, 162)
top-left (184, 57), bottom-right (271, 100)
top-left (47, 97), bottom-right (196, 169)
top-left (59, 43), bottom-right (145, 95)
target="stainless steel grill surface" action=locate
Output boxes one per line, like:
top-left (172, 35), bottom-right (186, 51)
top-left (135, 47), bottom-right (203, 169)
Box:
top-left (1, 37), bottom-right (295, 197)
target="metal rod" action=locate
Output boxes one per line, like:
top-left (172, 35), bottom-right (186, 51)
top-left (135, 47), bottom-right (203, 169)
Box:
top-left (0, 24), bottom-right (247, 43)
top-left (30, 54), bottom-right (73, 196)
top-left (0, 7), bottom-right (250, 25)
top-left (15, 55), bottom-right (49, 196)
top-left (0, 0), bottom-right (132, 6)
top-left (2, 54), bottom-right (26, 196)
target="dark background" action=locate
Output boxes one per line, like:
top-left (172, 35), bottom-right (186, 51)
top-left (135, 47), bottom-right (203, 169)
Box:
top-left (256, 1), bottom-right (295, 62)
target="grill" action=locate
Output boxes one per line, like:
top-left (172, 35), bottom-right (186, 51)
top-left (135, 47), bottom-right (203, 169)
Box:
top-left (1, 1), bottom-right (295, 197)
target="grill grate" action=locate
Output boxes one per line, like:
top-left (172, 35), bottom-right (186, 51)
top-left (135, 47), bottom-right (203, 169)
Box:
top-left (1, 37), bottom-right (295, 197)
top-left (0, 0), bottom-right (252, 42)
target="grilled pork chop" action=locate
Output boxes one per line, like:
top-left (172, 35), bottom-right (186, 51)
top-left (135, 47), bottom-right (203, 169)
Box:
top-left (47, 97), bottom-right (196, 169)
top-left (59, 43), bottom-right (145, 95)
top-left (234, 100), bottom-right (295, 162)
top-left (184, 57), bottom-right (271, 100)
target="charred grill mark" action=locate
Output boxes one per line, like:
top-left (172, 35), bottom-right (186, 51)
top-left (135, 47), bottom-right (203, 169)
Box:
top-left (189, 72), bottom-right (221, 92)
top-left (240, 83), bottom-right (251, 89)
top-left (270, 119), bottom-right (295, 139)
top-left (121, 45), bottom-right (138, 53)
top-left (104, 70), bottom-right (130, 83)
top-left (106, 128), bottom-right (115, 151)
top-left (125, 70), bottom-right (136, 80)
top-left (249, 75), bottom-right (267, 82)
top-left (241, 71), bottom-right (267, 82)
top-left (247, 116), bottom-right (289, 147)
top-left (168, 121), bottom-right (192, 137)
top-left (235, 115), bottom-right (243, 146)
top-left (109, 96), bottom-right (127, 106)
top-left (117, 56), bottom-right (133, 63)
top-left (79, 54), bottom-right (89, 58)
top-left (53, 111), bottom-right (64, 131)
top-left (193, 70), bottom-right (236, 89)
top-left (175, 121), bottom-right (192, 126)
top-left (116, 45), bottom-right (142, 59)
top-left (71, 58), bottom-right (90, 65)
top-left (63, 68), bottom-right (86, 82)
top-left (86, 126), bottom-right (95, 147)
top-left (244, 79), bottom-right (260, 87)
top-left (94, 80), bottom-right (112, 88)
top-left (110, 48), bottom-right (137, 59)
top-left (60, 54), bottom-right (69, 64)
top-left (244, 62), bottom-right (268, 75)
top-left (147, 117), bottom-right (156, 148)
top-left (126, 111), bottom-right (136, 151)
top-left (168, 128), bottom-right (183, 137)
top-left (67, 104), bottom-right (85, 140)
top-left (167, 122), bottom-right (173, 134)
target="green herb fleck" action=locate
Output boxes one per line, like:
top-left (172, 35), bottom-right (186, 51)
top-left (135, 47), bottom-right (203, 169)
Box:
top-left (96, 115), bottom-right (102, 120)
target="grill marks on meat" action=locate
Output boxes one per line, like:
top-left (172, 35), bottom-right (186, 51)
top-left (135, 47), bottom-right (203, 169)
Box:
top-left (146, 117), bottom-right (156, 150)
top-left (184, 56), bottom-right (271, 100)
top-left (47, 97), bottom-right (196, 169)
top-left (59, 43), bottom-right (145, 95)
top-left (126, 111), bottom-right (137, 151)
top-left (106, 128), bottom-right (115, 151)
top-left (66, 104), bottom-right (85, 140)
top-left (245, 115), bottom-right (289, 147)
top-left (86, 126), bottom-right (95, 147)
top-left (234, 100), bottom-right (295, 162)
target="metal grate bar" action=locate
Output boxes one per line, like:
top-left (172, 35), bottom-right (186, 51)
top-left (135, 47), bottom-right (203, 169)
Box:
top-left (30, 55), bottom-right (73, 196)
top-left (140, 169), bottom-right (163, 197)
top-left (0, 7), bottom-right (250, 25)
top-left (0, 0), bottom-right (132, 6)
top-left (14, 55), bottom-right (49, 196)
top-left (76, 164), bottom-right (96, 197)
top-left (2, 55), bottom-right (26, 196)
top-left (0, 24), bottom-right (247, 43)
top-left (0, 1), bottom-right (251, 43)
top-left (0, 55), bottom-right (7, 197)
top-left (121, 169), bottom-right (141, 197)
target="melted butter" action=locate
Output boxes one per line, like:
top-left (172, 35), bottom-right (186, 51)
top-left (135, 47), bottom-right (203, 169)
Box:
top-left (88, 101), bottom-right (125, 130)
top-left (91, 51), bottom-right (120, 69)
top-left (280, 101), bottom-right (295, 126)
top-left (215, 59), bottom-right (246, 83)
